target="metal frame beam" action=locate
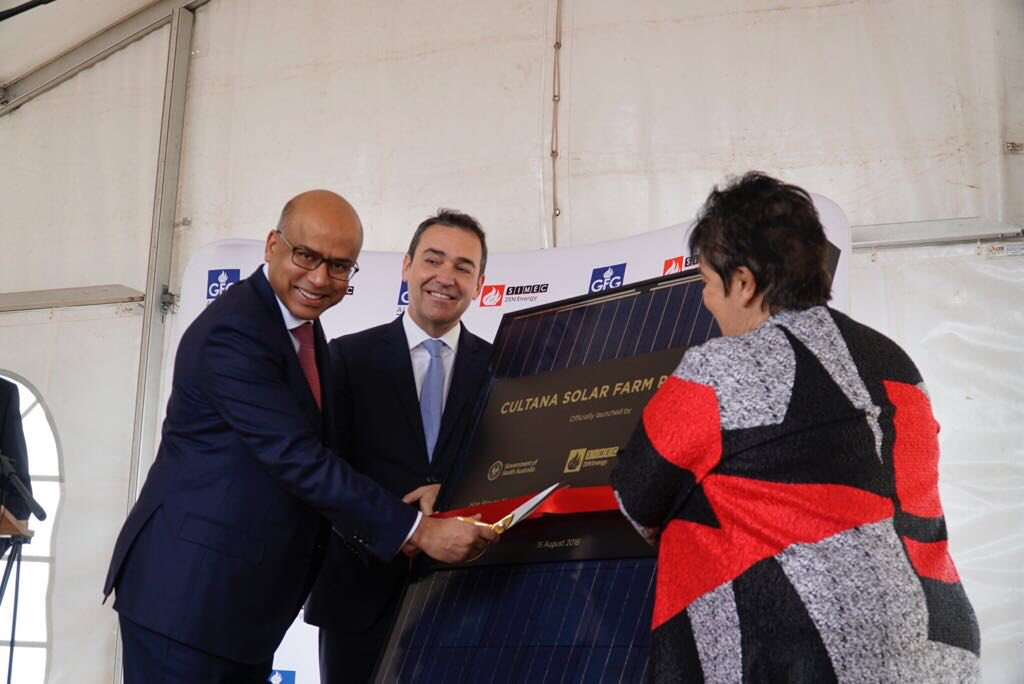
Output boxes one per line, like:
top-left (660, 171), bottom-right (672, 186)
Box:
top-left (114, 9), bottom-right (198, 681)
top-left (851, 217), bottom-right (1024, 251)
top-left (0, 284), bottom-right (143, 312)
top-left (129, 5), bottom-right (194, 507)
top-left (0, 0), bottom-right (210, 116)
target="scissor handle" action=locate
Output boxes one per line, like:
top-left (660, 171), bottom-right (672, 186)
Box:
top-left (455, 513), bottom-right (515, 535)
top-left (455, 515), bottom-right (497, 531)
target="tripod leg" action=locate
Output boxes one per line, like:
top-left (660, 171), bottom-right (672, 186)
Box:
top-left (1, 542), bottom-right (22, 684)
top-left (0, 542), bottom-right (15, 606)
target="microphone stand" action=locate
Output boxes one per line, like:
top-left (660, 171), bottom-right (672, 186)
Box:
top-left (0, 450), bottom-right (46, 684)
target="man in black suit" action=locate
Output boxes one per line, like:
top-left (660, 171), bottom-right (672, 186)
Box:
top-left (103, 192), bottom-right (496, 683)
top-left (0, 377), bottom-right (32, 557)
top-left (305, 209), bottom-right (493, 683)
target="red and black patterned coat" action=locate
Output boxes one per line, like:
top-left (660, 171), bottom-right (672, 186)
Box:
top-left (611, 306), bottom-right (980, 683)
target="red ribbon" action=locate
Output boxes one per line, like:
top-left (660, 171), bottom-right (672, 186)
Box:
top-left (437, 485), bottom-right (619, 525)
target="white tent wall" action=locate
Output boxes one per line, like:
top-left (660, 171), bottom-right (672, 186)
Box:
top-left (0, 24), bottom-right (169, 684)
top-left (0, 27), bottom-right (169, 294)
top-left (556, 0), bottom-right (1007, 243)
top-left (0, 0), bottom-right (1020, 681)
top-left (850, 246), bottom-right (1024, 683)
top-left (170, 0), bottom-right (1015, 278)
top-left (995, 0), bottom-right (1024, 226)
top-left (0, 304), bottom-right (144, 684)
top-left (169, 0), bottom-right (554, 289)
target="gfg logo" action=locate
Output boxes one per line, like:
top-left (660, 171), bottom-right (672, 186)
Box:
top-left (206, 269), bottom-right (240, 301)
top-left (589, 263), bottom-right (626, 293)
top-left (479, 284), bottom-right (505, 307)
top-left (396, 281), bottom-right (410, 306)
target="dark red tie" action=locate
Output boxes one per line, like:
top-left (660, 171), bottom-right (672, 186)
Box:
top-left (291, 323), bottom-right (321, 410)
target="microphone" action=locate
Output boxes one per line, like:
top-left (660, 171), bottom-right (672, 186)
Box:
top-left (0, 450), bottom-right (46, 522)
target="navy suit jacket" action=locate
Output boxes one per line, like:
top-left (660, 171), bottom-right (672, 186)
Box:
top-left (304, 315), bottom-right (491, 632)
top-left (103, 268), bottom-right (417, 664)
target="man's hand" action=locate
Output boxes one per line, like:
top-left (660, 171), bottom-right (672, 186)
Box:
top-left (403, 514), bottom-right (498, 564)
top-left (402, 483), bottom-right (441, 515)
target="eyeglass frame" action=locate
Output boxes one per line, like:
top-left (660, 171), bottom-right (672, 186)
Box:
top-left (275, 230), bottom-right (360, 281)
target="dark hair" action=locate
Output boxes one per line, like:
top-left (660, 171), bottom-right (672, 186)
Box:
top-left (688, 172), bottom-right (832, 313)
top-left (407, 209), bottom-right (488, 275)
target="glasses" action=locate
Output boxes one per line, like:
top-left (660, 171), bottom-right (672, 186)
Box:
top-left (276, 230), bottom-right (360, 281)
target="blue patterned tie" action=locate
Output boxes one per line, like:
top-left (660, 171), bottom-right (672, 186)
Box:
top-left (419, 339), bottom-right (446, 461)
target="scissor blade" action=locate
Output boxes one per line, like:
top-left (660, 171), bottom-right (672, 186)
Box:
top-left (507, 482), bottom-right (563, 528)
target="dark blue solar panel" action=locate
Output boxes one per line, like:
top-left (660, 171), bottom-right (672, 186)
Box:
top-left (377, 274), bottom-right (714, 683)
top-left (378, 558), bottom-right (657, 683)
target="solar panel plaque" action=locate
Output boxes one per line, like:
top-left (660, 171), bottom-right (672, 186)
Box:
top-left (376, 272), bottom-right (718, 683)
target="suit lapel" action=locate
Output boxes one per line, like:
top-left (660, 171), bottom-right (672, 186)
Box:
top-left (380, 317), bottom-right (428, 452)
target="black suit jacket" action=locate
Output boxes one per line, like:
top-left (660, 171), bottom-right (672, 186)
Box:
top-left (304, 315), bottom-right (491, 632)
top-left (102, 268), bottom-right (417, 664)
top-left (0, 378), bottom-right (32, 544)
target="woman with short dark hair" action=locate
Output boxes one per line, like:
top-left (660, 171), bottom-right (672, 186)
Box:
top-left (611, 172), bottom-right (980, 682)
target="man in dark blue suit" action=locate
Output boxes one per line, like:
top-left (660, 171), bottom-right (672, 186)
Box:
top-left (305, 210), bottom-right (492, 683)
top-left (103, 191), bottom-right (497, 683)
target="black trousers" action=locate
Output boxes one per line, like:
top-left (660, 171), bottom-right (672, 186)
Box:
top-left (318, 595), bottom-right (401, 684)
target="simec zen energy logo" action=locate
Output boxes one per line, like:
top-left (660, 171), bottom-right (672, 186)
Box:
top-left (267, 671), bottom-right (295, 684)
top-left (480, 284), bottom-right (505, 307)
top-left (662, 255), bottom-right (700, 275)
top-left (207, 269), bottom-right (240, 301)
top-left (480, 283), bottom-right (550, 308)
top-left (589, 263), bottom-right (626, 293)
top-left (564, 446), bottom-right (619, 473)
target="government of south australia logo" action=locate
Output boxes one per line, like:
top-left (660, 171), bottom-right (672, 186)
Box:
top-left (207, 269), bottom-right (240, 301)
top-left (589, 263), bottom-right (626, 293)
top-left (268, 671), bottom-right (295, 684)
top-left (396, 281), bottom-right (410, 306)
top-left (487, 461), bottom-right (504, 481)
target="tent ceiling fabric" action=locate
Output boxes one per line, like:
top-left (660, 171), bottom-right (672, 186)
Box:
top-left (0, 0), bottom-right (155, 84)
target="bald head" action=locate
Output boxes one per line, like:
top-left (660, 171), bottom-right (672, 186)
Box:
top-left (277, 189), bottom-right (363, 238)
top-left (265, 189), bottom-right (364, 320)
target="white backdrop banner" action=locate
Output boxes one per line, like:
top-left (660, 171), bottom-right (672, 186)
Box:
top-left (178, 194), bottom-right (850, 346)
top-left (173, 196), bottom-right (849, 680)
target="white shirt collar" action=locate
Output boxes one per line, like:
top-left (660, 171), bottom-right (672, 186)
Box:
top-left (262, 264), bottom-right (311, 331)
top-left (402, 313), bottom-right (461, 354)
